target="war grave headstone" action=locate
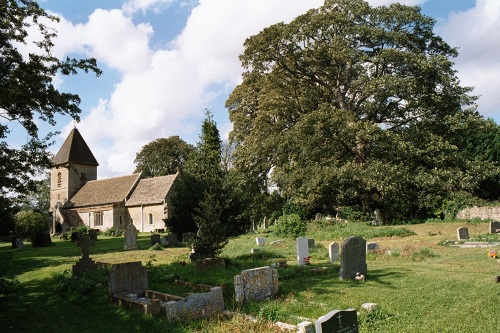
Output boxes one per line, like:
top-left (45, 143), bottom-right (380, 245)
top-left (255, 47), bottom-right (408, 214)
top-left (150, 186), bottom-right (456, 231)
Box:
top-left (457, 227), bottom-right (469, 240)
top-left (73, 233), bottom-right (97, 276)
top-left (329, 242), bottom-right (339, 263)
top-left (489, 221), bottom-right (500, 234)
top-left (256, 237), bottom-right (265, 246)
top-left (296, 237), bottom-right (309, 266)
top-left (339, 236), bottom-right (367, 280)
top-left (308, 238), bottom-right (315, 249)
top-left (315, 308), bottom-right (358, 333)
top-left (124, 223), bottom-right (139, 250)
top-left (150, 234), bottom-right (161, 246)
top-left (234, 266), bottom-right (279, 304)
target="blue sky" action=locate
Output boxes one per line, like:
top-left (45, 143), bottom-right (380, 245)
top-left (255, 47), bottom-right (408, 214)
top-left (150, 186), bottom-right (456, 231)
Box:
top-left (9, 0), bottom-right (500, 178)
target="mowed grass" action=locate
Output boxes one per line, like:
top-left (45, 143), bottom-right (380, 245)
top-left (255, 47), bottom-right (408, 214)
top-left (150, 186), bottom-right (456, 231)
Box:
top-left (1, 220), bottom-right (499, 332)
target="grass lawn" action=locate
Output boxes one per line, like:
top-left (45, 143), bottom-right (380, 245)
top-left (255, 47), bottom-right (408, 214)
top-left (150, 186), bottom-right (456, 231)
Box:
top-left (1, 220), bottom-right (499, 332)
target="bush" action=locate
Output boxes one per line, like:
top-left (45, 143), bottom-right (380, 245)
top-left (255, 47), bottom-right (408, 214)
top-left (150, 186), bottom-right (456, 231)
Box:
top-left (15, 210), bottom-right (52, 247)
top-left (275, 214), bottom-right (306, 238)
top-left (336, 205), bottom-right (370, 222)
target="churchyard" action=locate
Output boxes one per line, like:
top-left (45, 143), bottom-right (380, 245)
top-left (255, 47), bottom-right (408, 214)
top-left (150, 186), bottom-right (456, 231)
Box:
top-left (1, 220), bottom-right (499, 332)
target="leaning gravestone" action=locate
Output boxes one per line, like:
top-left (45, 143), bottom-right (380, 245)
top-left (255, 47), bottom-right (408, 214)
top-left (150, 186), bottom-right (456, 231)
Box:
top-left (457, 227), bottom-right (469, 240)
top-left (73, 233), bottom-right (97, 276)
top-left (315, 309), bottom-right (358, 333)
top-left (329, 242), bottom-right (339, 263)
top-left (296, 237), bottom-right (309, 266)
top-left (124, 223), bottom-right (139, 250)
top-left (489, 221), bottom-right (500, 234)
top-left (339, 236), bottom-right (367, 280)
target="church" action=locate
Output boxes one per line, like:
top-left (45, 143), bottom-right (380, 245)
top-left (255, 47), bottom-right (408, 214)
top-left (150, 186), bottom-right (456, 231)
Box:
top-left (49, 128), bottom-right (178, 234)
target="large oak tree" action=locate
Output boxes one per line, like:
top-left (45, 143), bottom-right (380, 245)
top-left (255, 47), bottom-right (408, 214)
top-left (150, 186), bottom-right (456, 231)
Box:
top-left (226, 0), bottom-right (492, 221)
top-left (1, 0), bottom-right (101, 199)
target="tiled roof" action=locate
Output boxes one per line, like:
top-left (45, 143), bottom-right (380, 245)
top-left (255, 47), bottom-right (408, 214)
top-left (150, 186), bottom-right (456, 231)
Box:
top-left (52, 128), bottom-right (99, 166)
top-left (125, 174), bottom-right (178, 206)
top-left (64, 174), bottom-right (141, 208)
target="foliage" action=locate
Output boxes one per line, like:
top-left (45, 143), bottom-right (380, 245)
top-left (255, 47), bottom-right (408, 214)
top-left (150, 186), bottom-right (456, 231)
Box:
top-left (72, 225), bottom-right (90, 234)
top-left (337, 205), bottom-right (371, 222)
top-left (0, 253), bottom-right (20, 302)
top-left (15, 210), bottom-right (51, 247)
top-left (274, 214), bottom-right (307, 238)
top-left (133, 136), bottom-right (193, 178)
top-left (54, 268), bottom-right (109, 302)
top-left (227, 0), bottom-right (490, 222)
top-left (15, 173), bottom-right (50, 213)
top-left (438, 192), bottom-right (486, 220)
top-left (0, 0), bottom-right (101, 201)
top-left (282, 198), bottom-right (307, 220)
top-left (307, 220), bottom-right (416, 240)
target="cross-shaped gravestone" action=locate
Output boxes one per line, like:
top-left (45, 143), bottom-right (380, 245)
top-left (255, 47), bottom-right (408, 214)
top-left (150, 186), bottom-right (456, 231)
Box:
top-left (77, 233), bottom-right (95, 260)
top-left (73, 233), bottom-right (97, 276)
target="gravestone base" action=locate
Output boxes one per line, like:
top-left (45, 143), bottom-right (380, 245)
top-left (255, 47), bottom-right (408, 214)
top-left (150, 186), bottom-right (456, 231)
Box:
top-left (72, 258), bottom-right (98, 276)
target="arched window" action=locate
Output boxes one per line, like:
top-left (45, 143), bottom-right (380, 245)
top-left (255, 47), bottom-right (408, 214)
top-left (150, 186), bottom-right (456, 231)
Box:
top-left (57, 172), bottom-right (62, 187)
top-left (149, 213), bottom-right (154, 225)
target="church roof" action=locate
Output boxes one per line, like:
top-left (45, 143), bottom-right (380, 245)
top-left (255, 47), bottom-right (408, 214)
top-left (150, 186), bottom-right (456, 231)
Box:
top-left (125, 173), bottom-right (178, 206)
top-left (52, 128), bottom-right (99, 166)
top-left (64, 174), bottom-right (141, 208)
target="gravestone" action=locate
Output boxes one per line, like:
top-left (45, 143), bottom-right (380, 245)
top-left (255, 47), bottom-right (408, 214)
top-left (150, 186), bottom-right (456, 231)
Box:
top-left (315, 309), bottom-right (358, 333)
top-left (234, 266), bottom-right (279, 303)
top-left (15, 238), bottom-right (25, 250)
top-left (296, 237), bottom-right (309, 266)
top-left (166, 233), bottom-right (177, 246)
top-left (339, 236), bottom-right (367, 280)
top-left (161, 236), bottom-right (168, 246)
top-left (256, 237), bottom-right (265, 246)
top-left (150, 234), bottom-right (161, 246)
top-left (124, 223), bottom-right (139, 250)
top-left (329, 242), bottom-right (339, 263)
top-left (71, 231), bottom-right (82, 242)
top-left (489, 221), bottom-right (500, 234)
top-left (182, 232), bottom-right (195, 243)
top-left (108, 261), bottom-right (148, 297)
top-left (457, 227), bottom-right (469, 240)
top-left (88, 229), bottom-right (98, 241)
top-left (315, 213), bottom-right (323, 221)
top-left (308, 238), bottom-right (315, 249)
top-left (72, 233), bottom-right (97, 276)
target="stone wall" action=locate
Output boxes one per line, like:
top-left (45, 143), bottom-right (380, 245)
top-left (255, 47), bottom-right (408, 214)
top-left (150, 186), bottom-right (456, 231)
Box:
top-left (456, 206), bottom-right (500, 221)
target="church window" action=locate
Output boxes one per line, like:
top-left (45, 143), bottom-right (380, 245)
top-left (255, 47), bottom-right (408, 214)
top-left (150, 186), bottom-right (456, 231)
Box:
top-left (57, 172), bottom-right (62, 187)
top-left (94, 212), bottom-right (103, 226)
top-left (149, 213), bottom-right (154, 225)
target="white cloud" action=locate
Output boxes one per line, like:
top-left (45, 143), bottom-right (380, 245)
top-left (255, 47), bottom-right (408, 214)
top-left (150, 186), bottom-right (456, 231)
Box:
top-left (122, 0), bottom-right (176, 16)
top-left (438, 0), bottom-right (500, 119)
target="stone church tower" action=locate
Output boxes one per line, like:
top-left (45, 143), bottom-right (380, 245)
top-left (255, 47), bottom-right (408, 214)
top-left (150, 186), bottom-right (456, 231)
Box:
top-left (49, 128), bottom-right (99, 214)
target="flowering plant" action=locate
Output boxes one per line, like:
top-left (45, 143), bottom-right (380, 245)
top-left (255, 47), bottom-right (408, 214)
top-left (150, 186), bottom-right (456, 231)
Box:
top-left (303, 256), bottom-right (311, 265)
top-left (487, 250), bottom-right (497, 259)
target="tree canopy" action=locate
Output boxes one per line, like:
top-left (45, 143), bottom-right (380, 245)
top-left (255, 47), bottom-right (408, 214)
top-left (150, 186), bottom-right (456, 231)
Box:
top-left (133, 136), bottom-right (193, 177)
top-left (1, 0), bottom-right (101, 199)
top-left (226, 0), bottom-right (493, 221)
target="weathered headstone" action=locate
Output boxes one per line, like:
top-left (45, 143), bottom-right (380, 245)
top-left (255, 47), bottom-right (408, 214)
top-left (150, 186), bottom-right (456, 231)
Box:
top-left (256, 237), bottom-right (265, 246)
top-left (489, 221), bottom-right (500, 234)
top-left (308, 238), bottom-right (315, 249)
top-left (339, 236), bottom-right (367, 280)
top-left (329, 242), bottom-right (339, 263)
top-left (150, 234), bottom-right (161, 246)
top-left (263, 216), bottom-right (268, 229)
top-left (457, 227), bottom-right (469, 240)
top-left (88, 229), bottom-right (98, 241)
top-left (166, 233), bottom-right (177, 246)
top-left (124, 223), bottom-right (139, 250)
top-left (15, 238), bottom-right (25, 250)
top-left (161, 236), bottom-right (168, 246)
top-left (234, 266), bottom-right (279, 303)
top-left (108, 261), bottom-right (148, 296)
top-left (315, 309), bottom-right (358, 333)
top-left (73, 233), bottom-right (97, 276)
top-left (315, 213), bottom-right (323, 221)
top-left (296, 237), bottom-right (309, 266)
top-left (71, 231), bottom-right (82, 242)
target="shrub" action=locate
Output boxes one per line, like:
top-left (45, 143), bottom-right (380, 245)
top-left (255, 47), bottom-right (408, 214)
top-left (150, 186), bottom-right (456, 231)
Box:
top-left (275, 214), bottom-right (306, 238)
top-left (15, 210), bottom-right (51, 247)
top-left (337, 205), bottom-right (370, 222)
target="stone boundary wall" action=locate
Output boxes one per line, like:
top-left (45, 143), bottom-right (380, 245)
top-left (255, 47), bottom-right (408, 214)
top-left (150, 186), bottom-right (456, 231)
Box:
top-left (456, 206), bottom-right (500, 220)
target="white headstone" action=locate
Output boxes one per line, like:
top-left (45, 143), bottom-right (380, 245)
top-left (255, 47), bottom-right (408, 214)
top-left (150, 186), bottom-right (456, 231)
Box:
top-left (296, 237), bottom-right (309, 266)
top-left (329, 242), bottom-right (339, 263)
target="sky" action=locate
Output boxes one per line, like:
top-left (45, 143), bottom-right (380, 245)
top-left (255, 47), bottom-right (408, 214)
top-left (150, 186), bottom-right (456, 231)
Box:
top-left (7, 0), bottom-right (500, 179)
